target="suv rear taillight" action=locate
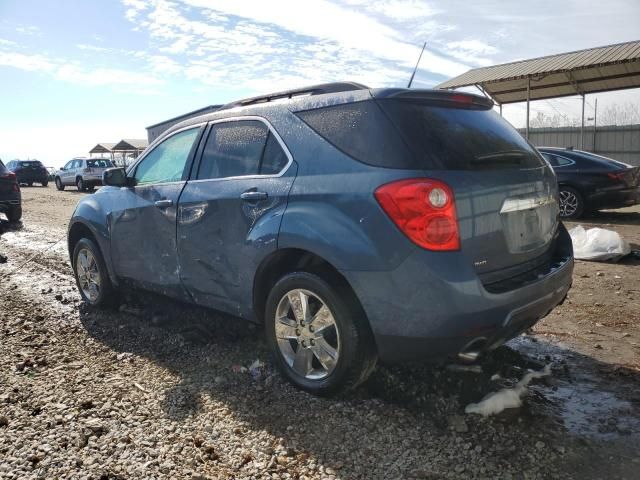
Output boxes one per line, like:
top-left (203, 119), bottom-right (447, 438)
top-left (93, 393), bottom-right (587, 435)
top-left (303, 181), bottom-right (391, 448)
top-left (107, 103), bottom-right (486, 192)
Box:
top-left (375, 178), bottom-right (460, 251)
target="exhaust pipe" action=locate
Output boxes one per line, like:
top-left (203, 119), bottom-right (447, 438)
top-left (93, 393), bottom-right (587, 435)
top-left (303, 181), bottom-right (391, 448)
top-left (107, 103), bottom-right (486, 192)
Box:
top-left (457, 337), bottom-right (487, 363)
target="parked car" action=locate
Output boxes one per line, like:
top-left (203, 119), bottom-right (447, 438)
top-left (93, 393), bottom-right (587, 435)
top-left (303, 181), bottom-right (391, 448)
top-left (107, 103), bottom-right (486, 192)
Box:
top-left (46, 167), bottom-right (57, 181)
top-left (538, 147), bottom-right (640, 219)
top-left (68, 83), bottom-right (574, 395)
top-left (0, 159), bottom-right (22, 222)
top-left (55, 157), bottom-right (115, 192)
top-left (5, 159), bottom-right (48, 187)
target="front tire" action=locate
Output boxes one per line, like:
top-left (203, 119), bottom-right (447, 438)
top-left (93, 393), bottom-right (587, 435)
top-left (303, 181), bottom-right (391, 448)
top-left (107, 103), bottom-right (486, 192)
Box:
top-left (559, 186), bottom-right (584, 219)
top-left (55, 177), bottom-right (64, 191)
top-left (265, 272), bottom-right (376, 395)
top-left (6, 205), bottom-right (22, 223)
top-left (72, 238), bottom-right (115, 308)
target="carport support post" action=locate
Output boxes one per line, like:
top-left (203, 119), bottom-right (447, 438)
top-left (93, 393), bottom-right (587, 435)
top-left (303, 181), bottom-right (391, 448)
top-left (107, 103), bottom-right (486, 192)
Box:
top-left (580, 94), bottom-right (586, 149)
top-left (525, 76), bottom-right (530, 139)
top-left (499, 103), bottom-right (503, 116)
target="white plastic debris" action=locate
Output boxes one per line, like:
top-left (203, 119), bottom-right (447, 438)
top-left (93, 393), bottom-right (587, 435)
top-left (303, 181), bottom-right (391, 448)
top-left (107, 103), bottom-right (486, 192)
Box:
top-left (465, 364), bottom-right (551, 416)
top-left (569, 225), bottom-right (630, 262)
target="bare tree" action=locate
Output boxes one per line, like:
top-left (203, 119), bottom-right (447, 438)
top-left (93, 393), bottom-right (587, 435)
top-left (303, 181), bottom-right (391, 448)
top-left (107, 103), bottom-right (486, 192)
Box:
top-left (598, 102), bottom-right (640, 126)
top-left (529, 111), bottom-right (580, 128)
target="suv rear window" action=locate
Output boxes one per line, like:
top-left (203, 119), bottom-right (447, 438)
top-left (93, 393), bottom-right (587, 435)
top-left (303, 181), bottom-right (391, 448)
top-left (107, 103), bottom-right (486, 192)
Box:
top-left (19, 161), bottom-right (43, 167)
top-left (296, 99), bottom-right (545, 170)
top-left (87, 159), bottom-right (113, 168)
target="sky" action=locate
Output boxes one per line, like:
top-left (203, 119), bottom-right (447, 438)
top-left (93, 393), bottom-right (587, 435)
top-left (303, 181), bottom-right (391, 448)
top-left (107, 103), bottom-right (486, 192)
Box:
top-left (0, 0), bottom-right (639, 167)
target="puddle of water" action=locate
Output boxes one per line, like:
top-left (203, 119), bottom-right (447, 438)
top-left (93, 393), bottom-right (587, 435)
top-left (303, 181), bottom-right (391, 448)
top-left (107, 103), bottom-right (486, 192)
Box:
top-left (546, 384), bottom-right (639, 438)
top-left (512, 335), bottom-right (640, 439)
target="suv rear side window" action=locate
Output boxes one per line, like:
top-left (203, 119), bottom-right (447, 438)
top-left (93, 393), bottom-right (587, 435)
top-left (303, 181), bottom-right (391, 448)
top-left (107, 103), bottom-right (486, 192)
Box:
top-left (296, 99), bottom-right (544, 170)
top-left (296, 100), bottom-right (413, 169)
top-left (197, 120), bottom-right (288, 180)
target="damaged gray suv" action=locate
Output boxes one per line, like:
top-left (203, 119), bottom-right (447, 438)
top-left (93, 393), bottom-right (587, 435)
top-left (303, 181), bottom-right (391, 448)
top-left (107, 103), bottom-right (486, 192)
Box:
top-left (68, 83), bottom-right (573, 395)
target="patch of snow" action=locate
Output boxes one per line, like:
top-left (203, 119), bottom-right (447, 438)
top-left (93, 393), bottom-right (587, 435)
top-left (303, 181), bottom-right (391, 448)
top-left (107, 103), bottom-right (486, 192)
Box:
top-left (465, 364), bottom-right (551, 416)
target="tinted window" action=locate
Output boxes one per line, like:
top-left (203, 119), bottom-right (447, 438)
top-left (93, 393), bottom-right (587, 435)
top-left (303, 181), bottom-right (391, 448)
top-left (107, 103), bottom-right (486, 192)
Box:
top-left (378, 100), bottom-right (545, 170)
top-left (197, 121), bottom-right (268, 180)
top-left (19, 161), bottom-right (43, 167)
top-left (296, 99), bottom-right (544, 170)
top-left (87, 159), bottom-right (113, 168)
top-left (260, 133), bottom-right (289, 175)
top-left (296, 100), bottom-right (413, 169)
top-left (134, 128), bottom-right (199, 185)
top-left (569, 150), bottom-right (630, 170)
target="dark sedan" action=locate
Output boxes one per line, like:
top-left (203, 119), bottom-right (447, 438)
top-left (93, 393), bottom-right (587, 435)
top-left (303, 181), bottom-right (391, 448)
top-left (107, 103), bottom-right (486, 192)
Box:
top-left (538, 147), bottom-right (640, 219)
top-left (5, 160), bottom-right (49, 187)
top-left (0, 159), bottom-right (22, 222)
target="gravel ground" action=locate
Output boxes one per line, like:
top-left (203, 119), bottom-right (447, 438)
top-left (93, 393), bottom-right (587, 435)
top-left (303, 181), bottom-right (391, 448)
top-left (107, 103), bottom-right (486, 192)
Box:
top-left (1, 186), bottom-right (639, 480)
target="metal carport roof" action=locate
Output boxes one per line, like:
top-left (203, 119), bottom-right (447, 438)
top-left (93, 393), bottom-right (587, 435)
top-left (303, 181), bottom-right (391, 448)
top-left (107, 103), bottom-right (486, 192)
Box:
top-left (436, 40), bottom-right (640, 104)
top-left (89, 143), bottom-right (115, 154)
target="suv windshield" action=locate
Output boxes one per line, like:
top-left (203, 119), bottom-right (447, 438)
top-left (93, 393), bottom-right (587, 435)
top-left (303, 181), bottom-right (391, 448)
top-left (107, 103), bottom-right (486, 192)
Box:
top-left (87, 159), bottom-right (114, 168)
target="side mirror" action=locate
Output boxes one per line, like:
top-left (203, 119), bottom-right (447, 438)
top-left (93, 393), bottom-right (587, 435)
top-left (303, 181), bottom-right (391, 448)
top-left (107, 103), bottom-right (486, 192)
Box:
top-left (59, 167), bottom-right (65, 171)
top-left (103, 167), bottom-right (130, 187)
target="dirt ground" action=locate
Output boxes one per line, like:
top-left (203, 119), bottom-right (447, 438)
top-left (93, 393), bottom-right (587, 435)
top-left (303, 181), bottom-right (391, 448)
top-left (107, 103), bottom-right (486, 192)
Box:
top-left (1, 185), bottom-right (639, 479)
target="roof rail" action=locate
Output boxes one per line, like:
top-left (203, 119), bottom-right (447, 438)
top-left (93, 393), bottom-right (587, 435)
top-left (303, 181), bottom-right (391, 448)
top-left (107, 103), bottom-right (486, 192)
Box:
top-left (218, 82), bottom-right (369, 111)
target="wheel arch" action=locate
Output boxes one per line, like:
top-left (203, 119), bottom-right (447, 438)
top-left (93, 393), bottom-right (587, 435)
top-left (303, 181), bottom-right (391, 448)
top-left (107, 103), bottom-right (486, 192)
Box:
top-left (252, 248), bottom-right (371, 336)
top-left (68, 218), bottom-right (118, 286)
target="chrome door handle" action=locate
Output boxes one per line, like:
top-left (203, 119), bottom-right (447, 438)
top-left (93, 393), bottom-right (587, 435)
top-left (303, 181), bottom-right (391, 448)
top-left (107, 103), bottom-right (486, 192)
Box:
top-left (154, 199), bottom-right (173, 208)
top-left (240, 191), bottom-right (268, 202)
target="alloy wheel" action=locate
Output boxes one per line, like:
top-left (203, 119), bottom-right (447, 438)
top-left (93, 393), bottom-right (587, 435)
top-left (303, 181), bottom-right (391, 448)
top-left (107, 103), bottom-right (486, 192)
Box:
top-left (559, 190), bottom-right (579, 217)
top-left (76, 248), bottom-right (101, 302)
top-left (274, 289), bottom-right (340, 380)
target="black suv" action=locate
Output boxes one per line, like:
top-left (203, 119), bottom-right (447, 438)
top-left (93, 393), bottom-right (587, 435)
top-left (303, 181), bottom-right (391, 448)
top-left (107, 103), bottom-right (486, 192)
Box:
top-left (5, 160), bottom-right (49, 187)
top-left (0, 159), bottom-right (22, 222)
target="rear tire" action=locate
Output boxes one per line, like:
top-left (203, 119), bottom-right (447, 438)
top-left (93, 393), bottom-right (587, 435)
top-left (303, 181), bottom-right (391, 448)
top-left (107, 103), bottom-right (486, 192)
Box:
top-left (27, 182), bottom-right (33, 187)
top-left (559, 186), bottom-right (584, 219)
top-left (265, 271), bottom-right (377, 395)
top-left (76, 177), bottom-right (85, 192)
top-left (55, 177), bottom-right (64, 191)
top-left (72, 238), bottom-right (115, 308)
top-left (6, 206), bottom-right (22, 223)
top-left (41, 180), bottom-right (48, 187)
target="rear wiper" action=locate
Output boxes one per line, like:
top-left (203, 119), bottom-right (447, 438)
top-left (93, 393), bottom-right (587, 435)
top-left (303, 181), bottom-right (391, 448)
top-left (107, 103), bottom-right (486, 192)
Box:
top-left (473, 150), bottom-right (526, 162)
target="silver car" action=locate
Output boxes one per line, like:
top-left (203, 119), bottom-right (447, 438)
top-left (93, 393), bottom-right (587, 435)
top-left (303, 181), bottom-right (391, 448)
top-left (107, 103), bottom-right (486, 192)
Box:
top-left (55, 158), bottom-right (115, 192)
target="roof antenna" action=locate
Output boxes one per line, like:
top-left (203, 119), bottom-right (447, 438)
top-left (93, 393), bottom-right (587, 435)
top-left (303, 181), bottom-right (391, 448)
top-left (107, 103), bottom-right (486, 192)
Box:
top-left (407, 42), bottom-right (426, 88)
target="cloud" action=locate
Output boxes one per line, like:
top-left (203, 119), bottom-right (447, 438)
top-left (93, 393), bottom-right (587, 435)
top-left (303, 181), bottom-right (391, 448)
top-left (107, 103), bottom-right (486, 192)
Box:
top-left (444, 39), bottom-right (499, 67)
top-left (0, 46), bottom-right (164, 93)
top-left (0, 51), bottom-right (55, 72)
top-left (113, 0), bottom-right (468, 94)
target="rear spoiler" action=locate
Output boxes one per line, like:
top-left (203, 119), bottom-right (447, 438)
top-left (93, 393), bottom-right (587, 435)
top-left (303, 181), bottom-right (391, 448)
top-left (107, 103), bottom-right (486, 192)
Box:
top-left (371, 88), bottom-right (494, 110)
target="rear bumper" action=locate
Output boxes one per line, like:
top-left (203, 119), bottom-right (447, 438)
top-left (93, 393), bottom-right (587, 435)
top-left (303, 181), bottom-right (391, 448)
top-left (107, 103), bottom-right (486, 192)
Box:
top-left (587, 187), bottom-right (639, 210)
top-left (343, 223), bottom-right (574, 364)
top-left (0, 196), bottom-right (21, 212)
top-left (83, 175), bottom-right (104, 185)
top-left (16, 172), bottom-right (48, 183)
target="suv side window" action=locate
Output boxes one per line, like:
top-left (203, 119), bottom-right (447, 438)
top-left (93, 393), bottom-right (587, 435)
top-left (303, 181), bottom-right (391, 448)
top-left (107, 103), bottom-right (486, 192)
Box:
top-left (134, 127), bottom-right (199, 185)
top-left (260, 133), bottom-right (289, 175)
top-left (197, 121), bottom-right (268, 180)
